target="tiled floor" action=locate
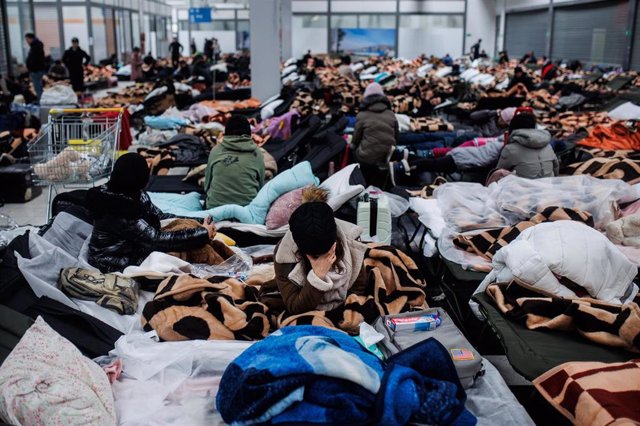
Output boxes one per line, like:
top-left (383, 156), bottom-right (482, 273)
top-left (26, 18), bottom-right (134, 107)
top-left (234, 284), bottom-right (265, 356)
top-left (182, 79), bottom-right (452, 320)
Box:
top-left (1, 189), bottom-right (52, 227)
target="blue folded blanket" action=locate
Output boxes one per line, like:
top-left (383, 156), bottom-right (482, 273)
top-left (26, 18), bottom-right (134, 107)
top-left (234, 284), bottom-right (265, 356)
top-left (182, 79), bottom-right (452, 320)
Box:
top-left (217, 326), bottom-right (476, 426)
top-left (148, 161), bottom-right (319, 224)
top-left (144, 116), bottom-right (190, 129)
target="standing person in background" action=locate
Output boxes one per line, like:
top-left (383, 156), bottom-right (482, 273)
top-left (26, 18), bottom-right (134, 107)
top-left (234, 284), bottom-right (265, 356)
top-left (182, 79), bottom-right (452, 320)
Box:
top-left (204, 39), bottom-right (214, 62)
top-left (212, 38), bottom-right (221, 63)
top-left (190, 38), bottom-right (197, 56)
top-left (470, 39), bottom-right (482, 60)
top-left (168, 37), bottom-right (183, 68)
top-left (498, 51), bottom-right (509, 65)
top-left (351, 82), bottom-right (399, 187)
top-left (337, 55), bottom-right (354, 79)
top-left (442, 53), bottom-right (453, 66)
top-left (24, 33), bottom-right (46, 103)
top-left (62, 37), bottom-right (91, 93)
top-left (130, 47), bottom-right (143, 81)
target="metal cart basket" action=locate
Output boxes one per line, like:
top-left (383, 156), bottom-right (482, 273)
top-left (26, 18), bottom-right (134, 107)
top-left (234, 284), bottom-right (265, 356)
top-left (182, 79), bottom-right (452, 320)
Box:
top-left (28, 107), bottom-right (124, 219)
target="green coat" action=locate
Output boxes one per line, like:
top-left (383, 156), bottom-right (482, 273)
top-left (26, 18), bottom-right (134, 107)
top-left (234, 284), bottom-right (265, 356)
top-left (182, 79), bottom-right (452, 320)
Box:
top-left (204, 135), bottom-right (265, 209)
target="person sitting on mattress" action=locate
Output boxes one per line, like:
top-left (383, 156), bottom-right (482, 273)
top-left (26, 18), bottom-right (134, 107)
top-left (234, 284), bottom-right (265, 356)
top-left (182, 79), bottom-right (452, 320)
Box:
top-left (389, 108), bottom-right (558, 184)
top-left (271, 201), bottom-right (369, 314)
top-left (204, 115), bottom-right (265, 209)
top-left (86, 153), bottom-right (217, 273)
top-left (493, 109), bottom-right (559, 179)
top-left (351, 82), bottom-right (399, 187)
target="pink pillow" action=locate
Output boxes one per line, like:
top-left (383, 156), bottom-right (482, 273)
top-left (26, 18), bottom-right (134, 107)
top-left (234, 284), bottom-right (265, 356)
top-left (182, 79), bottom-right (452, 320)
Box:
top-left (265, 187), bottom-right (306, 230)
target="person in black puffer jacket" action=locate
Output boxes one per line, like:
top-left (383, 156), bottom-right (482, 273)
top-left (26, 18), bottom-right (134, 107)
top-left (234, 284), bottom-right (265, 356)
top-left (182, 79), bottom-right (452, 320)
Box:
top-left (86, 153), bottom-right (216, 273)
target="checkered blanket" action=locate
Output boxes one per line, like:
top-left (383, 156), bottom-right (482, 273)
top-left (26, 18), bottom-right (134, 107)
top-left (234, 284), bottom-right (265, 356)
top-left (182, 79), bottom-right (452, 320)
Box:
top-left (534, 360), bottom-right (640, 426)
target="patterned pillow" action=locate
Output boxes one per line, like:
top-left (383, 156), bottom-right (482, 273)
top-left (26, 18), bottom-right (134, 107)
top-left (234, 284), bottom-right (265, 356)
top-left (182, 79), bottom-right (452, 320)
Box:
top-left (265, 187), bottom-right (306, 230)
top-left (0, 317), bottom-right (116, 426)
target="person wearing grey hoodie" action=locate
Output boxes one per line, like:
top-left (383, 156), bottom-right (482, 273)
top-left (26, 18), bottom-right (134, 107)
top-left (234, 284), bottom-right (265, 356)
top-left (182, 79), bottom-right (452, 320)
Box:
top-left (496, 112), bottom-right (558, 178)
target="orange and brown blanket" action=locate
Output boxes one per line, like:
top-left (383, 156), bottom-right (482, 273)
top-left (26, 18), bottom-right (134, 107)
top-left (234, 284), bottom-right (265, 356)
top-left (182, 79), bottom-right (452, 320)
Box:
top-left (486, 281), bottom-right (640, 352)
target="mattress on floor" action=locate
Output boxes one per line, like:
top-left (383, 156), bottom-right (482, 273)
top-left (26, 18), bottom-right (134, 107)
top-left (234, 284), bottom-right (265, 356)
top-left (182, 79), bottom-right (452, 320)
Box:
top-left (473, 292), bottom-right (633, 381)
top-left (146, 175), bottom-right (205, 194)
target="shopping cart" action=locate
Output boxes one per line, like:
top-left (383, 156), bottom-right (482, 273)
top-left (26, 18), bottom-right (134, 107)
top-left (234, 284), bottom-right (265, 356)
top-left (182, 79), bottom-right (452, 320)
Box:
top-left (28, 108), bottom-right (124, 220)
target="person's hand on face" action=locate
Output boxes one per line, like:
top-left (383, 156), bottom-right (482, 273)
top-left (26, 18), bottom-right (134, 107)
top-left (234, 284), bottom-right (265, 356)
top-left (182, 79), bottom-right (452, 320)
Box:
top-left (203, 215), bottom-right (217, 239)
top-left (307, 243), bottom-right (337, 281)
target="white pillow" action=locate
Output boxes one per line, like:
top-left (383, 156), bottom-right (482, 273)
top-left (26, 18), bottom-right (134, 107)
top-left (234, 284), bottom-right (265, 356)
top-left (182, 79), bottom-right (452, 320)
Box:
top-left (320, 164), bottom-right (365, 211)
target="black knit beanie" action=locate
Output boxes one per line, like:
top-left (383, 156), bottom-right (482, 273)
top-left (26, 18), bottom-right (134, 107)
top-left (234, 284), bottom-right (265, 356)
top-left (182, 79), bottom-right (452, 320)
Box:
top-left (225, 115), bottom-right (252, 136)
top-left (289, 202), bottom-right (337, 256)
top-left (107, 153), bottom-right (150, 195)
top-left (509, 112), bottom-right (537, 133)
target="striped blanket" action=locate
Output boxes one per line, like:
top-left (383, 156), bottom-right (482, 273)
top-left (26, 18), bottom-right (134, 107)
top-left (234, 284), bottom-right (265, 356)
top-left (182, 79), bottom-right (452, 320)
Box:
top-left (486, 281), bottom-right (640, 352)
top-left (564, 157), bottom-right (640, 185)
top-left (534, 360), bottom-right (640, 426)
top-left (276, 245), bottom-right (428, 334)
top-left (454, 207), bottom-right (593, 260)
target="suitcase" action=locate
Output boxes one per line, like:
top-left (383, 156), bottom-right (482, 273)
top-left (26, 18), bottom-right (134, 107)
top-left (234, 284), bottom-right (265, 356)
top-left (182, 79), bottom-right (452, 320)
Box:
top-left (373, 308), bottom-right (484, 389)
top-left (357, 192), bottom-right (392, 244)
top-left (0, 163), bottom-right (42, 203)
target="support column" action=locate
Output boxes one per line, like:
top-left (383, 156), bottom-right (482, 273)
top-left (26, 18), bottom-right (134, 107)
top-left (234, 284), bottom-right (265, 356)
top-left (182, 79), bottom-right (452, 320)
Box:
top-left (498, 0), bottom-right (506, 53)
top-left (546, 0), bottom-right (554, 59)
top-left (624, 0), bottom-right (639, 70)
top-left (280, 0), bottom-right (292, 61)
top-left (250, 0), bottom-right (281, 101)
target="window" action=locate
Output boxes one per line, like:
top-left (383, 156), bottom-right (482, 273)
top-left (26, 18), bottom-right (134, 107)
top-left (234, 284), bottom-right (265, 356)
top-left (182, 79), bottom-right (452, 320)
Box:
top-left (359, 14), bottom-right (395, 29)
top-left (399, 15), bottom-right (463, 29)
top-left (299, 14), bottom-right (327, 28)
top-left (331, 15), bottom-right (357, 28)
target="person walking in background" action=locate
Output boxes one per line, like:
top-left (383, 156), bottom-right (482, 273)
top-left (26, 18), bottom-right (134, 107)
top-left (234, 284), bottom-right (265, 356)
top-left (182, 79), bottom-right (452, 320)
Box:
top-left (190, 38), bottom-right (197, 56)
top-left (470, 39), bottom-right (482, 60)
top-left (62, 37), bottom-right (91, 93)
top-left (130, 47), bottom-right (143, 81)
top-left (24, 33), bottom-right (46, 103)
top-left (168, 37), bottom-right (183, 68)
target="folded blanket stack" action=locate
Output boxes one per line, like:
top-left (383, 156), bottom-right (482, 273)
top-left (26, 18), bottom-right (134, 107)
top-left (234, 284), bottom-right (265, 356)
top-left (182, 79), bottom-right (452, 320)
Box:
top-left (217, 325), bottom-right (475, 425)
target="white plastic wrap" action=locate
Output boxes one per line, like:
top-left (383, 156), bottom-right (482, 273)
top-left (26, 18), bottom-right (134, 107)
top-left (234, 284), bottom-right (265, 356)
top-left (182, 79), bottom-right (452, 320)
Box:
top-left (108, 333), bottom-right (253, 425)
top-left (434, 175), bottom-right (636, 232)
top-left (40, 85), bottom-right (78, 106)
top-left (438, 228), bottom-right (493, 272)
top-left (364, 186), bottom-right (409, 218)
